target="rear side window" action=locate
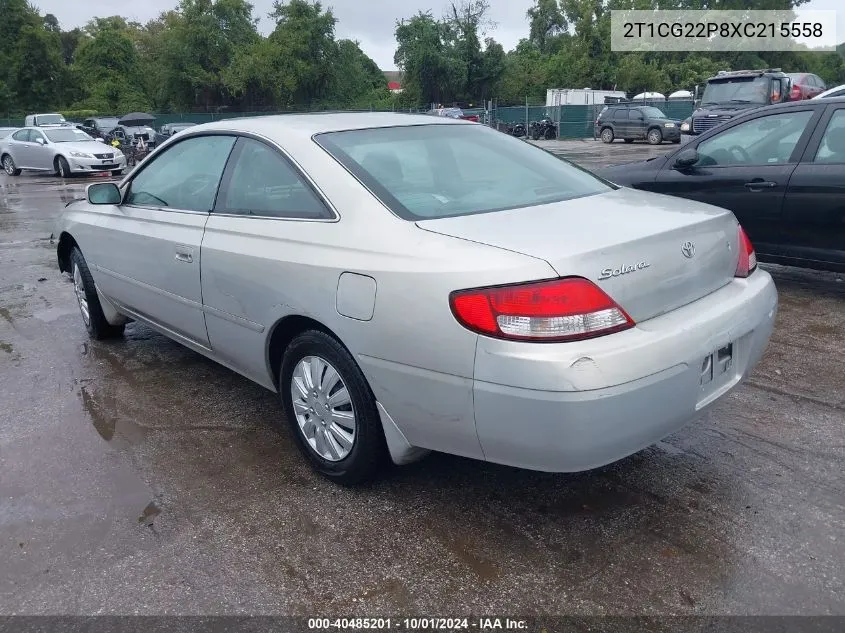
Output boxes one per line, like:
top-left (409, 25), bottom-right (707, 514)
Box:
top-left (12, 130), bottom-right (30, 142)
top-left (814, 110), bottom-right (845, 164)
top-left (317, 124), bottom-right (612, 220)
top-left (215, 138), bottom-right (331, 219)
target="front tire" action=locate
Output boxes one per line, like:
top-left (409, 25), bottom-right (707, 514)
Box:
top-left (279, 330), bottom-right (387, 485)
top-left (600, 128), bottom-right (614, 143)
top-left (2, 154), bottom-right (21, 176)
top-left (69, 247), bottom-right (125, 340)
top-left (647, 128), bottom-right (663, 145)
top-left (56, 156), bottom-right (71, 178)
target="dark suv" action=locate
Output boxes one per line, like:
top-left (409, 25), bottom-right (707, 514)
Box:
top-left (595, 104), bottom-right (681, 145)
top-left (682, 68), bottom-right (792, 137)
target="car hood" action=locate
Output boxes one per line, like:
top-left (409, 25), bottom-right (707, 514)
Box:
top-left (54, 141), bottom-right (119, 155)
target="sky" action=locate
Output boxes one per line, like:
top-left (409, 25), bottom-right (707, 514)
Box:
top-left (30, 0), bottom-right (845, 71)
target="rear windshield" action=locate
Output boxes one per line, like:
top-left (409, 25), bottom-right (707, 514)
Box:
top-left (96, 118), bottom-right (120, 128)
top-left (316, 124), bottom-right (612, 220)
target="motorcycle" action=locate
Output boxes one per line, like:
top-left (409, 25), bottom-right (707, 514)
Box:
top-left (510, 122), bottom-right (527, 138)
top-left (530, 117), bottom-right (557, 140)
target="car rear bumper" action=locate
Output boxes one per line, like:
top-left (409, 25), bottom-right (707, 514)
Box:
top-left (68, 154), bottom-right (128, 173)
top-left (472, 270), bottom-right (778, 472)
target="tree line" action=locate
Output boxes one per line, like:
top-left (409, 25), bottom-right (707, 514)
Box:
top-left (1, 0), bottom-right (844, 117)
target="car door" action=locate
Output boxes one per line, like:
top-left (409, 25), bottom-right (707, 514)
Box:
top-left (83, 134), bottom-right (237, 347)
top-left (646, 107), bottom-right (820, 250)
top-left (779, 104), bottom-right (845, 268)
top-left (6, 129), bottom-right (33, 168)
top-left (27, 129), bottom-right (52, 170)
top-left (630, 108), bottom-right (647, 139)
top-left (613, 109), bottom-right (630, 138)
top-left (200, 136), bottom-right (337, 384)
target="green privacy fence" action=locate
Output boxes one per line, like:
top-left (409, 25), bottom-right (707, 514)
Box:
top-left (493, 99), bottom-right (695, 139)
top-left (1, 107), bottom-right (430, 129)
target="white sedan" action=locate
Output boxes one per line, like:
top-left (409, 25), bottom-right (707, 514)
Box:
top-left (1, 127), bottom-right (126, 177)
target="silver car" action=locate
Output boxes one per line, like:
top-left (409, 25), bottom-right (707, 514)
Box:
top-left (1, 127), bottom-right (127, 177)
top-left (54, 113), bottom-right (778, 484)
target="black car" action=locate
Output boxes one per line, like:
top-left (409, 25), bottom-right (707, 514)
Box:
top-left (596, 97), bottom-right (845, 273)
top-left (77, 117), bottom-right (121, 140)
top-left (595, 104), bottom-right (680, 145)
top-left (681, 68), bottom-right (792, 137)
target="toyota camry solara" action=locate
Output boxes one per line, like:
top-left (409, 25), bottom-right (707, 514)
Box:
top-left (55, 113), bottom-right (778, 484)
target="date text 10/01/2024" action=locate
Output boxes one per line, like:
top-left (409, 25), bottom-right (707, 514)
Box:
top-left (307, 618), bottom-right (529, 630)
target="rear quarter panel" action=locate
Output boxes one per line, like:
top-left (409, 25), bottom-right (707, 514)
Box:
top-left (200, 137), bottom-right (556, 457)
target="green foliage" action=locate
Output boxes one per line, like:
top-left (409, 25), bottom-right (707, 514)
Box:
top-left (1, 0), bottom-right (843, 118)
top-left (60, 110), bottom-right (99, 119)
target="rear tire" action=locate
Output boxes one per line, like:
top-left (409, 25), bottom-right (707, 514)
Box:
top-left (69, 247), bottom-right (125, 340)
top-left (647, 128), bottom-right (663, 145)
top-left (279, 330), bottom-right (387, 485)
top-left (600, 128), bottom-right (614, 143)
top-left (56, 156), bottom-right (71, 178)
top-left (2, 154), bottom-right (21, 176)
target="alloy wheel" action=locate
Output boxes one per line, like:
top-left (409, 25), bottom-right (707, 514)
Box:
top-left (290, 355), bottom-right (356, 462)
top-left (72, 263), bottom-right (90, 326)
top-left (3, 157), bottom-right (14, 175)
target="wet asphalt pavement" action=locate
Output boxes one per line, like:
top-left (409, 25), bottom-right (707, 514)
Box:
top-left (1, 142), bottom-right (844, 617)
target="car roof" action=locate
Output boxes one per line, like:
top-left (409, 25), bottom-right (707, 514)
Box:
top-left (194, 112), bottom-right (466, 139)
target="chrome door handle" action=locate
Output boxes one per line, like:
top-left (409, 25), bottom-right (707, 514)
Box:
top-left (174, 247), bottom-right (193, 263)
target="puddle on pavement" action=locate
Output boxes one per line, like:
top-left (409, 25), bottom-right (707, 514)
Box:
top-left (0, 341), bottom-right (13, 354)
top-left (138, 501), bottom-right (161, 526)
top-left (79, 384), bottom-right (145, 446)
top-left (33, 306), bottom-right (76, 323)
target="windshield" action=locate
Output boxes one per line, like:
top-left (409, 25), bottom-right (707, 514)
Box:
top-left (37, 114), bottom-right (66, 125)
top-left (96, 118), bottom-right (120, 128)
top-left (317, 124), bottom-right (612, 221)
top-left (45, 129), bottom-right (94, 143)
top-left (701, 77), bottom-right (770, 105)
top-left (639, 107), bottom-right (667, 118)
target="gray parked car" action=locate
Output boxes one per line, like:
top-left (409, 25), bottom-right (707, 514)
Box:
top-left (54, 113), bottom-right (777, 484)
top-left (1, 127), bottom-right (127, 177)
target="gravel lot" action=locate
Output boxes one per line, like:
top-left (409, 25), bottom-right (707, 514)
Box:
top-left (1, 140), bottom-right (843, 618)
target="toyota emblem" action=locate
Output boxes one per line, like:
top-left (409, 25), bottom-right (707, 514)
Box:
top-left (681, 241), bottom-right (696, 258)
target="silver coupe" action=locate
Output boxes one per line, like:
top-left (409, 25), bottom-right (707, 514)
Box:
top-left (54, 113), bottom-right (778, 484)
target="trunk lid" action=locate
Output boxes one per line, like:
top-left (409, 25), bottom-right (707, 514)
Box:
top-left (416, 187), bottom-right (739, 323)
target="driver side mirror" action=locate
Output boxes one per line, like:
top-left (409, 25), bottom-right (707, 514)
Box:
top-left (35, 137), bottom-right (46, 145)
top-left (673, 148), bottom-right (699, 170)
top-left (87, 182), bottom-right (121, 205)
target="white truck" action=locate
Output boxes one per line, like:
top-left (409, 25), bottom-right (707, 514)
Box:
top-left (24, 113), bottom-right (71, 128)
top-left (546, 88), bottom-right (627, 107)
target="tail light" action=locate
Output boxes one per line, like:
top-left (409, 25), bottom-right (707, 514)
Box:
top-left (790, 85), bottom-right (802, 101)
top-left (735, 225), bottom-right (758, 278)
top-left (449, 277), bottom-right (635, 342)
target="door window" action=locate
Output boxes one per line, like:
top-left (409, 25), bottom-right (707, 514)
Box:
top-left (29, 130), bottom-right (46, 144)
top-left (696, 111), bottom-right (813, 166)
top-left (216, 138), bottom-right (330, 219)
top-left (813, 110), bottom-right (845, 164)
top-left (126, 135), bottom-right (236, 211)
